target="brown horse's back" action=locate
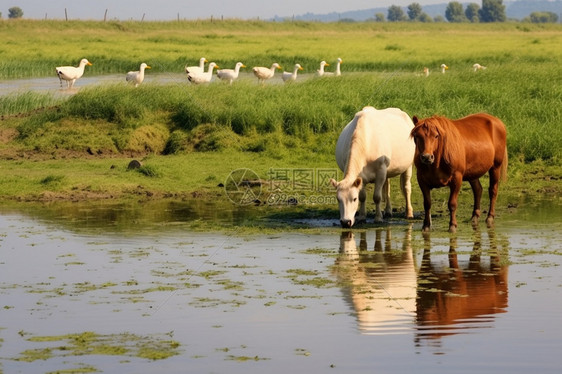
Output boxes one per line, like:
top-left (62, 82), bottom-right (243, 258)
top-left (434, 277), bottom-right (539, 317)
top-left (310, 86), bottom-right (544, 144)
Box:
top-left (453, 113), bottom-right (507, 181)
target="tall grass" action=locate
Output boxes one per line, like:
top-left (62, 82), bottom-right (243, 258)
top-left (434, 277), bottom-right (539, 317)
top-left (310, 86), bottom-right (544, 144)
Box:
top-left (0, 92), bottom-right (60, 116)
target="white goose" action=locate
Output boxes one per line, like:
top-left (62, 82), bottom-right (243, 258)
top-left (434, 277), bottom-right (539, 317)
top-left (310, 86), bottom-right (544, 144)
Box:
top-left (187, 62), bottom-right (219, 84)
top-left (316, 61), bottom-right (330, 76)
top-left (216, 62), bottom-right (246, 85)
top-left (282, 63), bottom-right (304, 83)
top-left (252, 63), bottom-right (282, 84)
top-left (324, 58), bottom-right (343, 77)
top-left (440, 64), bottom-right (449, 74)
top-left (185, 57), bottom-right (208, 75)
top-left (473, 63), bottom-right (487, 72)
top-left (126, 63), bottom-right (151, 87)
top-left (55, 58), bottom-right (92, 88)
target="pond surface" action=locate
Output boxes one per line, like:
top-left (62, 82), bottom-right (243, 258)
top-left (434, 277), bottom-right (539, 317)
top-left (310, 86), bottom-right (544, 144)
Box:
top-left (0, 73), bottom-right (196, 97)
top-left (0, 71), bottom-right (321, 98)
top-left (0, 198), bottom-right (560, 373)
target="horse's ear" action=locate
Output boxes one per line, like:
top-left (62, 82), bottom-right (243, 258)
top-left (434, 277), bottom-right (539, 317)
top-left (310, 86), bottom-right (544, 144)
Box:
top-left (330, 178), bottom-right (338, 189)
top-left (413, 116), bottom-right (419, 125)
top-left (353, 177), bottom-right (362, 189)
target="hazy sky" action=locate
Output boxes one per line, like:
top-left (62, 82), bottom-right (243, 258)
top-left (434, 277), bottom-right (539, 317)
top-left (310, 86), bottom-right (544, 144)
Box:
top-left (2, 0), bottom-right (446, 21)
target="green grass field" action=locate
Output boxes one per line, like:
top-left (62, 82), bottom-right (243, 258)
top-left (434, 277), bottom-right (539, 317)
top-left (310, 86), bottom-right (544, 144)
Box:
top-left (1, 20), bottom-right (561, 78)
top-left (0, 20), bottom-right (561, 201)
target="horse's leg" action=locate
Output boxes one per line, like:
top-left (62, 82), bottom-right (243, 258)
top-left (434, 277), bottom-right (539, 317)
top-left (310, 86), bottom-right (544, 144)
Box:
top-left (400, 165), bottom-right (414, 219)
top-left (420, 182), bottom-right (432, 232)
top-left (383, 178), bottom-right (392, 218)
top-left (356, 185), bottom-right (367, 224)
top-left (469, 178), bottom-right (483, 226)
top-left (486, 166), bottom-right (501, 227)
top-left (448, 176), bottom-right (463, 233)
top-left (373, 170), bottom-right (387, 223)
top-left (448, 236), bottom-right (459, 268)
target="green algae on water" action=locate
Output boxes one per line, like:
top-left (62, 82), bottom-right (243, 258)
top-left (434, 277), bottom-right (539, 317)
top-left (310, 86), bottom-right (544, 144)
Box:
top-left (15, 331), bottom-right (181, 362)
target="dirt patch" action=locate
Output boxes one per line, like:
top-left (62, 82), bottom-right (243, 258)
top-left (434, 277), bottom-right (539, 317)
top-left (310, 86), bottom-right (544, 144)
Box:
top-left (0, 127), bottom-right (18, 144)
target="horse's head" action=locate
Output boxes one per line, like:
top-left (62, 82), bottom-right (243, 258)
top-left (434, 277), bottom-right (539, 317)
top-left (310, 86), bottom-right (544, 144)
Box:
top-left (331, 177), bottom-right (363, 228)
top-left (411, 116), bottom-right (442, 166)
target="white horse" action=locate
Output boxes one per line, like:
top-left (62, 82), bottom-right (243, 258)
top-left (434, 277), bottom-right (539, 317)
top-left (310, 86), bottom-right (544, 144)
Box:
top-left (330, 106), bottom-right (415, 227)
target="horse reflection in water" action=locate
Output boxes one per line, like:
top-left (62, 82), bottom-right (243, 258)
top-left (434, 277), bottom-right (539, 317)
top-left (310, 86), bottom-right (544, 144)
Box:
top-left (335, 227), bottom-right (508, 343)
top-left (415, 230), bottom-right (508, 347)
top-left (336, 226), bottom-right (418, 335)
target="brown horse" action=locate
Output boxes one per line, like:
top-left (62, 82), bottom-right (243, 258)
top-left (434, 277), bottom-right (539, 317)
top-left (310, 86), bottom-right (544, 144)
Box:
top-left (410, 113), bottom-right (508, 232)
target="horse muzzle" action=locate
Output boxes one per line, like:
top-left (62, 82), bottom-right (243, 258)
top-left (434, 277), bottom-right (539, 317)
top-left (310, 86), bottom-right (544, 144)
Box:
top-left (340, 219), bottom-right (353, 228)
top-left (420, 153), bottom-right (435, 165)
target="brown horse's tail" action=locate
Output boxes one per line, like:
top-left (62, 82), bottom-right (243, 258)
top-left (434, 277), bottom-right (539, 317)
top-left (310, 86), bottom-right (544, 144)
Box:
top-left (500, 147), bottom-right (508, 183)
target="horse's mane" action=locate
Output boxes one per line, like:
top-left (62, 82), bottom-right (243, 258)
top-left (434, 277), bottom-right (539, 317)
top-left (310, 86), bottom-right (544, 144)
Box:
top-left (415, 115), bottom-right (463, 167)
top-left (435, 116), bottom-right (463, 166)
top-left (342, 117), bottom-right (368, 187)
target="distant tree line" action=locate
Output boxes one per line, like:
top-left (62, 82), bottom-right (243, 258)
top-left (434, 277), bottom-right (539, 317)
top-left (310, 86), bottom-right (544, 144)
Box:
top-left (1, 2), bottom-right (559, 23)
top-left (381, 0), bottom-right (558, 23)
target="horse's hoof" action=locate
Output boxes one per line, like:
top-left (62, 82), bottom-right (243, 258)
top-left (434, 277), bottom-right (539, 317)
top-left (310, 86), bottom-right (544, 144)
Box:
top-left (422, 226), bottom-right (431, 233)
top-left (471, 216), bottom-right (479, 225)
top-left (383, 212), bottom-right (393, 219)
top-left (486, 216), bottom-right (495, 228)
top-left (449, 225), bottom-right (457, 234)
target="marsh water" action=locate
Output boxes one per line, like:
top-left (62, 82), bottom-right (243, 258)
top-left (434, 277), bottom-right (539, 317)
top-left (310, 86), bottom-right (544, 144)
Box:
top-left (0, 71), bottom-right (345, 98)
top-left (0, 197), bottom-right (561, 374)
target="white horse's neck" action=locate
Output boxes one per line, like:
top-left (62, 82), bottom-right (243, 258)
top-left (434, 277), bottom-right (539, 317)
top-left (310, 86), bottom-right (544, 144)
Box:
top-left (342, 122), bottom-right (368, 185)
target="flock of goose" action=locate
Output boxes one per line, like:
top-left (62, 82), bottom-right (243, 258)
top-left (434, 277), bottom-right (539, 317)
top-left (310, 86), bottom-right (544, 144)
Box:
top-left (185, 57), bottom-right (343, 85)
top-left (54, 57), bottom-right (344, 89)
top-left (54, 57), bottom-right (486, 89)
